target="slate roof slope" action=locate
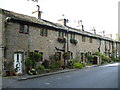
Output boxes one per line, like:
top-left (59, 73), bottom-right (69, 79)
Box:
top-left (1, 8), bottom-right (115, 41)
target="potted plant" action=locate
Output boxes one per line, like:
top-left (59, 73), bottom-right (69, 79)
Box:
top-left (58, 37), bottom-right (66, 43)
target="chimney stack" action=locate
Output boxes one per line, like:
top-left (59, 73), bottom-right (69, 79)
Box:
top-left (58, 19), bottom-right (68, 26)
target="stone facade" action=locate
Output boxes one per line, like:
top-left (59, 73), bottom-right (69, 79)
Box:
top-left (0, 8), bottom-right (120, 74)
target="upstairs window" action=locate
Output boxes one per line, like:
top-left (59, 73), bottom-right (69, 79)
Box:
top-left (82, 36), bottom-right (86, 42)
top-left (19, 24), bottom-right (29, 34)
top-left (89, 37), bottom-right (92, 43)
top-left (58, 31), bottom-right (66, 37)
top-left (40, 28), bottom-right (48, 36)
top-left (70, 33), bottom-right (75, 39)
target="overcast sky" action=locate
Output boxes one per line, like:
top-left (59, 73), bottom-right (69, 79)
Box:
top-left (0, 0), bottom-right (119, 39)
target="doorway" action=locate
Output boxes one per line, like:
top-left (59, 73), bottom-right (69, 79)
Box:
top-left (14, 52), bottom-right (23, 74)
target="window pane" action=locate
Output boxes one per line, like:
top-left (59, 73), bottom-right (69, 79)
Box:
top-left (40, 28), bottom-right (44, 36)
top-left (20, 24), bottom-right (24, 33)
top-left (24, 25), bottom-right (29, 33)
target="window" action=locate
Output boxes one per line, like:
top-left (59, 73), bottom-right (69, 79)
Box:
top-left (89, 38), bottom-right (92, 43)
top-left (82, 36), bottom-right (85, 42)
top-left (20, 24), bottom-right (29, 34)
top-left (70, 33), bottom-right (75, 39)
top-left (34, 50), bottom-right (39, 53)
top-left (40, 28), bottom-right (47, 36)
top-left (24, 25), bottom-right (29, 34)
top-left (39, 52), bottom-right (43, 61)
top-left (58, 31), bottom-right (66, 37)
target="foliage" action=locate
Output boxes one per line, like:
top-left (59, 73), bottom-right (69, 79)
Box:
top-left (73, 63), bottom-right (83, 69)
top-left (49, 53), bottom-right (60, 63)
top-left (101, 55), bottom-right (110, 62)
top-left (70, 39), bottom-right (78, 45)
top-left (33, 52), bottom-right (42, 62)
top-left (25, 57), bottom-right (33, 67)
top-left (93, 52), bottom-right (101, 56)
top-left (25, 52), bottom-right (42, 73)
top-left (36, 65), bottom-right (45, 71)
top-left (49, 61), bottom-right (61, 70)
top-left (101, 60), bottom-right (105, 64)
top-left (87, 55), bottom-right (94, 61)
top-left (42, 59), bottom-right (50, 69)
top-left (86, 62), bottom-right (92, 66)
top-left (58, 37), bottom-right (66, 43)
top-left (63, 52), bottom-right (70, 60)
top-left (36, 65), bottom-right (45, 74)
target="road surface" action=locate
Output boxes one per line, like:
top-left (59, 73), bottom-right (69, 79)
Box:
top-left (2, 63), bottom-right (119, 88)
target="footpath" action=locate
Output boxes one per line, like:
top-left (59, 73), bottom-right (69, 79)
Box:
top-left (3, 65), bottom-right (98, 81)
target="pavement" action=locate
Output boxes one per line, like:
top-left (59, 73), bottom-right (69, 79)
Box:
top-left (3, 64), bottom-right (98, 81)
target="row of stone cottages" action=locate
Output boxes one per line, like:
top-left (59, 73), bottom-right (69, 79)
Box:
top-left (0, 8), bottom-right (120, 74)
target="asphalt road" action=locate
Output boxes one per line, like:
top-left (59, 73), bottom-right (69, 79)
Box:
top-left (2, 63), bottom-right (119, 88)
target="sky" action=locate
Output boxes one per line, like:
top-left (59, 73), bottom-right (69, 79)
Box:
top-left (0, 0), bottom-right (119, 39)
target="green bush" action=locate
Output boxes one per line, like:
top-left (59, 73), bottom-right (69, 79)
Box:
top-left (36, 65), bottom-right (45, 74)
top-left (93, 52), bottom-right (101, 56)
top-left (33, 52), bottom-right (42, 62)
top-left (73, 63), bottom-right (83, 69)
top-left (50, 61), bottom-right (61, 70)
top-left (63, 52), bottom-right (70, 60)
top-left (86, 63), bottom-right (92, 66)
top-left (101, 60), bottom-right (105, 64)
top-left (25, 57), bottom-right (33, 66)
top-left (36, 65), bottom-right (45, 71)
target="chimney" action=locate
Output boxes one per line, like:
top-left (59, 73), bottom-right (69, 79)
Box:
top-left (76, 20), bottom-right (84, 31)
top-left (58, 19), bottom-right (68, 26)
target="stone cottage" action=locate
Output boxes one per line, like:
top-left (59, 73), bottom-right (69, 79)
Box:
top-left (0, 8), bottom-right (120, 74)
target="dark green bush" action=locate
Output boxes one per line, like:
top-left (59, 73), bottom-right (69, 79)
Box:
top-left (36, 65), bottom-right (45, 70)
top-left (50, 61), bottom-right (61, 70)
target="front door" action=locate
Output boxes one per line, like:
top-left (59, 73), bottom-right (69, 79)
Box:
top-left (14, 53), bottom-right (23, 74)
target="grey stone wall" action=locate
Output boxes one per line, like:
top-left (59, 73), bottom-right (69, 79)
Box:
top-left (2, 11), bottom-right (119, 73)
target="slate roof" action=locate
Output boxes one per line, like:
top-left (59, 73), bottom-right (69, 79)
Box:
top-left (1, 8), bottom-right (118, 42)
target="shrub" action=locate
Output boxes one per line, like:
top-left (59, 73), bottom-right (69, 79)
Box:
top-left (58, 37), bottom-right (66, 43)
top-left (101, 60), bottom-right (105, 64)
top-left (25, 57), bottom-right (33, 66)
top-left (50, 61), bottom-right (61, 70)
top-left (36, 65), bottom-right (45, 74)
top-left (33, 52), bottom-right (42, 62)
top-left (36, 65), bottom-right (45, 71)
top-left (93, 52), bottom-right (101, 56)
top-left (73, 63), bottom-right (83, 69)
top-left (86, 63), bottom-right (92, 66)
top-left (42, 59), bottom-right (50, 69)
top-left (70, 39), bottom-right (78, 45)
top-left (87, 55), bottom-right (94, 62)
top-left (63, 52), bottom-right (70, 60)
